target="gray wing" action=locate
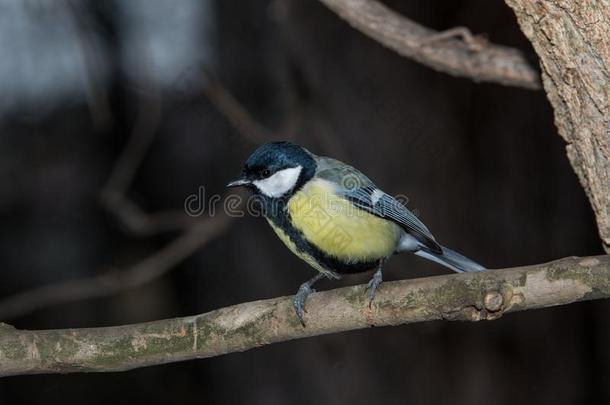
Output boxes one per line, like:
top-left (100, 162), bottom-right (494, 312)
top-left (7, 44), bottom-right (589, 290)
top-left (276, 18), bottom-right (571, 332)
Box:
top-left (315, 157), bottom-right (441, 253)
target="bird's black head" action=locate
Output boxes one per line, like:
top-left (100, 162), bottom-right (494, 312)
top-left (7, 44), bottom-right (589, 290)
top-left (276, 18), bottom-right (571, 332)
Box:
top-left (227, 141), bottom-right (316, 198)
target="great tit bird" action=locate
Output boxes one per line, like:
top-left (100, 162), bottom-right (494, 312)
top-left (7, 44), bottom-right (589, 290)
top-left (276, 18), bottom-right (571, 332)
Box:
top-left (228, 141), bottom-right (485, 324)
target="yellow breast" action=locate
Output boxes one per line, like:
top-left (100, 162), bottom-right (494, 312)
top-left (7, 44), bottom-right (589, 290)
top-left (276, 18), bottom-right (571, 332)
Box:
top-left (265, 219), bottom-right (338, 277)
top-left (285, 178), bottom-right (401, 263)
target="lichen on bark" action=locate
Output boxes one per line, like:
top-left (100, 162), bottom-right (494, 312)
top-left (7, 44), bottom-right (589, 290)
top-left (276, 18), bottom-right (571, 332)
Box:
top-left (1, 255), bottom-right (609, 377)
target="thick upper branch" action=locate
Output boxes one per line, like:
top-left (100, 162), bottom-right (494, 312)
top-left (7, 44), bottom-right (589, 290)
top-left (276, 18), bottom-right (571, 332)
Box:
top-left (317, 0), bottom-right (540, 89)
top-left (504, 0), bottom-right (610, 252)
top-left (1, 255), bottom-right (609, 377)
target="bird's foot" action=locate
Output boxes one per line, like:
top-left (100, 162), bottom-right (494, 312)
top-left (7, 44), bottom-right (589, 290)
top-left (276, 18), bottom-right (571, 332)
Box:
top-left (365, 268), bottom-right (383, 307)
top-left (293, 282), bottom-right (316, 326)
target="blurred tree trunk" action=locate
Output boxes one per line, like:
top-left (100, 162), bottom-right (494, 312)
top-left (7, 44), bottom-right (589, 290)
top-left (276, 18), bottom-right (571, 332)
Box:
top-left (505, 0), bottom-right (610, 252)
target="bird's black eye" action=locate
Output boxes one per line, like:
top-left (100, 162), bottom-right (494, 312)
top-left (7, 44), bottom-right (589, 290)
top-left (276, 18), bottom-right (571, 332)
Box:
top-left (262, 169), bottom-right (271, 177)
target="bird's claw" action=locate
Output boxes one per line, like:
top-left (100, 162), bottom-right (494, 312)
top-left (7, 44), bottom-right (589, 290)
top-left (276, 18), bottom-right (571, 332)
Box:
top-left (365, 268), bottom-right (383, 308)
top-left (293, 283), bottom-right (315, 326)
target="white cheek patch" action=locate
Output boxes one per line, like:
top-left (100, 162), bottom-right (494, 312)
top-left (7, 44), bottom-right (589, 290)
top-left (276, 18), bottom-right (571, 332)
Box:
top-left (253, 166), bottom-right (302, 197)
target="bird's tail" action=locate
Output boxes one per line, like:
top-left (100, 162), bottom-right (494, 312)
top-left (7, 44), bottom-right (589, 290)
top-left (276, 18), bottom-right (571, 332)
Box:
top-left (415, 245), bottom-right (485, 273)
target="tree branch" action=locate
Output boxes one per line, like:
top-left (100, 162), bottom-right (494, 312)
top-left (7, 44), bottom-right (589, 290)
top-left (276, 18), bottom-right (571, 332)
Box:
top-left (1, 255), bottom-right (608, 377)
top-left (317, 0), bottom-right (540, 89)
top-left (0, 65), bottom-right (278, 320)
top-left (0, 215), bottom-right (232, 320)
top-left (504, 0), bottom-right (610, 252)
top-left (199, 69), bottom-right (274, 144)
top-left (0, 63), bottom-right (233, 321)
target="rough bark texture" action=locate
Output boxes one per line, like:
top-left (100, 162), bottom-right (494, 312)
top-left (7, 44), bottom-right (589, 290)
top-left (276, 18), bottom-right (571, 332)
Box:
top-left (1, 255), bottom-right (609, 377)
top-left (505, 0), bottom-right (610, 252)
top-left (317, 0), bottom-right (540, 89)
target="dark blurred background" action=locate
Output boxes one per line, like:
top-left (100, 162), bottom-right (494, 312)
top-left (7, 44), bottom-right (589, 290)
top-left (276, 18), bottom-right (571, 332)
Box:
top-left (0, 0), bottom-right (606, 404)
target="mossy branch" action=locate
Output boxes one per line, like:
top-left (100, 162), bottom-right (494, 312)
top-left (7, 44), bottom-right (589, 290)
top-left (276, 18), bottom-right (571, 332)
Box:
top-left (1, 255), bottom-right (609, 377)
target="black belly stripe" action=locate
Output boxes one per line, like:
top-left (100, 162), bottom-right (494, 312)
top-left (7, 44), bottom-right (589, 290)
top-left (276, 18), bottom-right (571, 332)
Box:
top-left (262, 196), bottom-right (379, 274)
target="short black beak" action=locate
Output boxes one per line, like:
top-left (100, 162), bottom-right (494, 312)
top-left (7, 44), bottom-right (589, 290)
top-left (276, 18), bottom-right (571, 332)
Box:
top-left (227, 177), bottom-right (251, 188)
